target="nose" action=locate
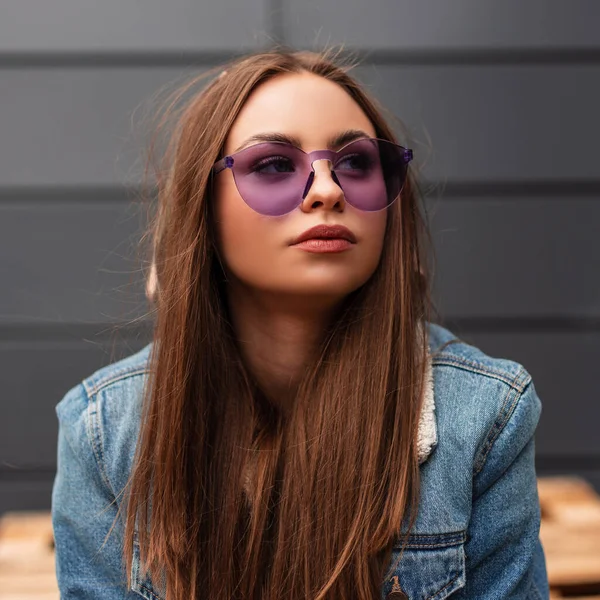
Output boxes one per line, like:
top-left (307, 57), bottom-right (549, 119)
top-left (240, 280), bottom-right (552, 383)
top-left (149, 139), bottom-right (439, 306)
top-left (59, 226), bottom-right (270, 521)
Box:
top-left (300, 159), bottom-right (346, 213)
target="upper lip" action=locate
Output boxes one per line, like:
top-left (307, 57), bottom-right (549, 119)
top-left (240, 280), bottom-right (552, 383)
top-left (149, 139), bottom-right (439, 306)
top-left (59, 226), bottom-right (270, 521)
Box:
top-left (291, 224), bottom-right (357, 245)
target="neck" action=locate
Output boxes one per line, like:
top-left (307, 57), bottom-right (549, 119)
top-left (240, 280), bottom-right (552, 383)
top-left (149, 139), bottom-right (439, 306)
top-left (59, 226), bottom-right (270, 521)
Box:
top-left (225, 280), bottom-right (343, 410)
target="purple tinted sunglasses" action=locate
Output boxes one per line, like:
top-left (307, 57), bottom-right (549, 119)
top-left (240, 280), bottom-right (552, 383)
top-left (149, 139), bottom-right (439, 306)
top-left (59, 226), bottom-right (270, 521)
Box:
top-left (212, 137), bottom-right (413, 216)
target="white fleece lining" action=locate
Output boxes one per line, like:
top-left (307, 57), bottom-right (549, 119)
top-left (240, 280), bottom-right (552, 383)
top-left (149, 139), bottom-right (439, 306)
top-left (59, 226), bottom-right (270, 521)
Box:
top-left (417, 352), bottom-right (437, 464)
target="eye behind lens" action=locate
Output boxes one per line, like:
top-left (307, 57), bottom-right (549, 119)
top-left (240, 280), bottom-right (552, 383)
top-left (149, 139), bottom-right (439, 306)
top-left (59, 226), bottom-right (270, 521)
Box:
top-left (251, 156), bottom-right (296, 175)
top-left (335, 148), bottom-right (379, 171)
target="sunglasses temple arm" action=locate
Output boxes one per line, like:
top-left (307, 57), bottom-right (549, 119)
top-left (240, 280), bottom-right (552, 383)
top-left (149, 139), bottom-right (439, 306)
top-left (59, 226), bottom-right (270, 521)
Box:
top-left (212, 160), bottom-right (226, 174)
top-left (213, 155), bottom-right (234, 174)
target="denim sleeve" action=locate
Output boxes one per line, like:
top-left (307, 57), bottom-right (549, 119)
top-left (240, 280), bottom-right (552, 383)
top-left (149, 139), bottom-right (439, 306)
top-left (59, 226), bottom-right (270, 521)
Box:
top-left (455, 376), bottom-right (550, 599)
top-left (51, 383), bottom-right (134, 599)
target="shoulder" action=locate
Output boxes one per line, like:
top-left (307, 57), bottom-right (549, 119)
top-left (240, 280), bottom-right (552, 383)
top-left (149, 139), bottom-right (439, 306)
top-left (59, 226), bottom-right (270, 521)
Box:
top-left (406, 322), bottom-right (543, 535)
top-left (424, 321), bottom-right (541, 479)
top-left (427, 321), bottom-right (530, 388)
top-left (55, 343), bottom-right (154, 495)
top-left (82, 342), bottom-right (153, 397)
top-left (56, 342), bottom-right (153, 427)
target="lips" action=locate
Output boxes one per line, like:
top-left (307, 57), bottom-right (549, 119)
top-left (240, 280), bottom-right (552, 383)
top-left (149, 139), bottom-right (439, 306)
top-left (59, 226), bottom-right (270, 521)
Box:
top-left (291, 224), bottom-right (357, 245)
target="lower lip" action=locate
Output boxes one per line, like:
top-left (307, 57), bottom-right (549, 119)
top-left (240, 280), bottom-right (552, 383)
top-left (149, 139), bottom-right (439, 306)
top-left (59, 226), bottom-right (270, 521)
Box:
top-left (291, 238), bottom-right (354, 253)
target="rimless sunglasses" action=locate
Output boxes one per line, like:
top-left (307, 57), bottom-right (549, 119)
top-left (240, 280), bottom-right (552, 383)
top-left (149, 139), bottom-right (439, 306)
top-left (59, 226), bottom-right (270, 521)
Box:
top-left (212, 137), bottom-right (413, 217)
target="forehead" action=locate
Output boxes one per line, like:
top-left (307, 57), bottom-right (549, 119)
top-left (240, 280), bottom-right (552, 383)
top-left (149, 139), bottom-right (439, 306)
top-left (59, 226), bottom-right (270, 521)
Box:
top-left (224, 72), bottom-right (377, 154)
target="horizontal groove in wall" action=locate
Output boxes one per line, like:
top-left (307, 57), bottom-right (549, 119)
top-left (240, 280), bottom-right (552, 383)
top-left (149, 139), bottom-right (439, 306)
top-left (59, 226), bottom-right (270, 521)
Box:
top-left (1, 181), bottom-right (600, 205)
top-left (1, 456), bottom-right (597, 481)
top-left (0, 185), bottom-right (151, 206)
top-left (424, 180), bottom-right (600, 199)
top-left (355, 48), bottom-right (600, 66)
top-left (1, 316), bottom-right (599, 343)
top-left (0, 468), bottom-right (56, 483)
top-left (2, 47), bottom-right (600, 68)
top-left (0, 320), bottom-right (154, 343)
top-left (0, 49), bottom-right (246, 69)
top-left (536, 455), bottom-right (600, 472)
top-left (438, 316), bottom-right (600, 334)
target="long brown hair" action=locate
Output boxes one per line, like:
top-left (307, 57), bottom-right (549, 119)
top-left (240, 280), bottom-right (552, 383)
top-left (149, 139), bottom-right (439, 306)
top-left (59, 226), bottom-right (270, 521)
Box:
top-left (118, 46), bottom-right (434, 599)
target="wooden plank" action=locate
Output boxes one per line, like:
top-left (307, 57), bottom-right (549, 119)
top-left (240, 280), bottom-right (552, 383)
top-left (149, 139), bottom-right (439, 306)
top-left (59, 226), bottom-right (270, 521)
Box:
top-left (0, 511), bottom-right (58, 597)
top-left (539, 477), bottom-right (600, 592)
top-left (0, 510), bottom-right (53, 541)
top-left (539, 477), bottom-right (600, 502)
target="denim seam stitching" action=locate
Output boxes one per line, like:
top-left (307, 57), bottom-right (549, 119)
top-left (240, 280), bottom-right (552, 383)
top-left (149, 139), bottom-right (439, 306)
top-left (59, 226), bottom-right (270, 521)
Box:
top-left (132, 548), bottom-right (163, 600)
top-left (404, 531), bottom-right (466, 539)
top-left (473, 368), bottom-right (531, 477)
top-left (432, 351), bottom-right (515, 375)
top-left (140, 582), bottom-right (162, 600)
top-left (91, 368), bottom-right (151, 395)
top-left (82, 377), bottom-right (96, 399)
top-left (401, 542), bottom-right (460, 549)
top-left (86, 387), bottom-right (117, 496)
top-left (397, 531), bottom-right (467, 549)
top-left (426, 570), bottom-right (463, 600)
top-left (432, 355), bottom-right (528, 391)
top-left (473, 370), bottom-right (524, 476)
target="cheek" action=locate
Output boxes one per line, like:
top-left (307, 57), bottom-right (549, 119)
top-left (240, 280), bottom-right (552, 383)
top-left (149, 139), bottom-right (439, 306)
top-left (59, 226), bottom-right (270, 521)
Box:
top-left (213, 177), bottom-right (282, 285)
top-left (354, 211), bottom-right (388, 276)
top-left (364, 211), bottom-right (387, 250)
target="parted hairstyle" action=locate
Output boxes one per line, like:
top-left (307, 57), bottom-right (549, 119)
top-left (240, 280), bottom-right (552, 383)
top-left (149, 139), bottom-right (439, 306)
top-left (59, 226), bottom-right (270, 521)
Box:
top-left (112, 46), bottom-right (437, 600)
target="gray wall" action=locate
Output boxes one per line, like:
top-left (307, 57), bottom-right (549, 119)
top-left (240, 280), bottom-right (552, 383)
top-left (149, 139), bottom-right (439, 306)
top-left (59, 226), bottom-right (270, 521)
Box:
top-left (1, 1), bottom-right (599, 513)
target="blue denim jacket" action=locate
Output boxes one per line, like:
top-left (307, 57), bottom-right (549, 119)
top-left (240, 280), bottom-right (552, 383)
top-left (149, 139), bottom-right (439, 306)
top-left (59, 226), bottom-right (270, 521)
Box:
top-left (51, 322), bottom-right (549, 599)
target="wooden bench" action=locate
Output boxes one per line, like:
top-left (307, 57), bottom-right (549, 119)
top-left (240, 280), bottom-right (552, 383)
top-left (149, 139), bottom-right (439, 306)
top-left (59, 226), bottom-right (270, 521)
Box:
top-left (540, 477), bottom-right (600, 598)
top-left (0, 511), bottom-right (58, 599)
top-left (1, 476), bottom-right (599, 598)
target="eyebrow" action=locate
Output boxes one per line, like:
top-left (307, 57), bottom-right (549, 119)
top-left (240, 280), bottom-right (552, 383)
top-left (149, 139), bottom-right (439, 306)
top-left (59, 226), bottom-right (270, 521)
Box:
top-left (232, 129), bottom-right (371, 154)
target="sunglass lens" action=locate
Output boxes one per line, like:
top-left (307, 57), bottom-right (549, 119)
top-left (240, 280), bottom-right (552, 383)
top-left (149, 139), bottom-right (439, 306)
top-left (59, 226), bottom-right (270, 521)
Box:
top-left (333, 139), bottom-right (408, 211)
top-left (230, 142), bottom-right (309, 216)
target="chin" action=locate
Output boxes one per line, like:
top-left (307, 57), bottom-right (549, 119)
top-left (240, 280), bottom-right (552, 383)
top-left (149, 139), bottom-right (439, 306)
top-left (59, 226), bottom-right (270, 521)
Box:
top-left (288, 274), bottom-right (372, 299)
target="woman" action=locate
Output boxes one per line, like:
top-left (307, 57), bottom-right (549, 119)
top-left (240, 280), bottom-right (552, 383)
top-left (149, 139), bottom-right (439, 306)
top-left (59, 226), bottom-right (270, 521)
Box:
top-left (51, 48), bottom-right (549, 599)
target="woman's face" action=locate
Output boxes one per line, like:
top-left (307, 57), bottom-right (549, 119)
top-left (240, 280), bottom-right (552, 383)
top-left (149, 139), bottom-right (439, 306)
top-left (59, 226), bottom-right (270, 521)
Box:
top-left (213, 72), bottom-right (387, 305)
